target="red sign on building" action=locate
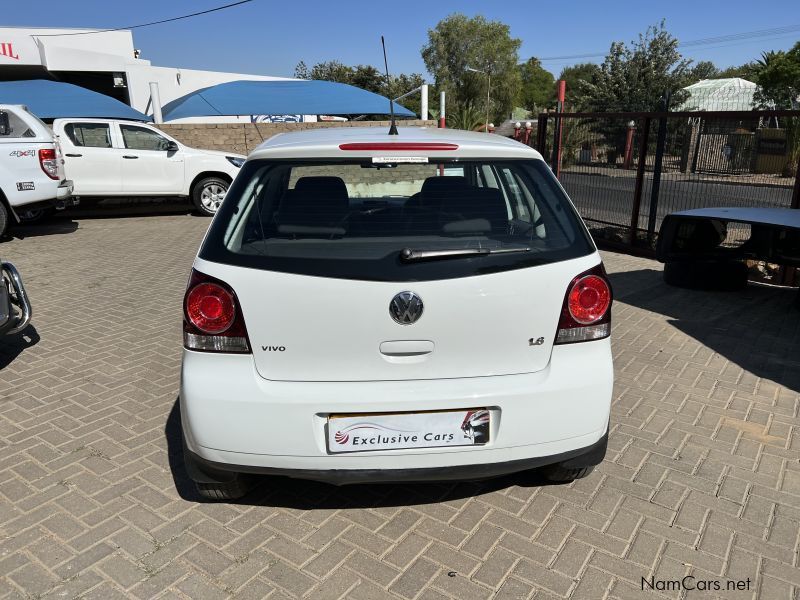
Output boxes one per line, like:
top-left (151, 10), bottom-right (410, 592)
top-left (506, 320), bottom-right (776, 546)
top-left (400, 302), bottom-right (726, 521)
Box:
top-left (0, 43), bottom-right (20, 60)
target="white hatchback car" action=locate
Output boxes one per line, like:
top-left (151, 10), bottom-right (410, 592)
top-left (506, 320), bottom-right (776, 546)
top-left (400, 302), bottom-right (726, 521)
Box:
top-left (180, 126), bottom-right (613, 500)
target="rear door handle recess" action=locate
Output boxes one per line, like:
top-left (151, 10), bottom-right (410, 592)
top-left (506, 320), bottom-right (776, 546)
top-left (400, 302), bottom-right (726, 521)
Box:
top-left (379, 340), bottom-right (434, 356)
top-left (65, 153), bottom-right (82, 157)
top-left (123, 155), bottom-right (138, 159)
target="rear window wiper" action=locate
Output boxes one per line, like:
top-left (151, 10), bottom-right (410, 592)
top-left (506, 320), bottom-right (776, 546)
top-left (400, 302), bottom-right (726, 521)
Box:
top-left (400, 246), bottom-right (530, 263)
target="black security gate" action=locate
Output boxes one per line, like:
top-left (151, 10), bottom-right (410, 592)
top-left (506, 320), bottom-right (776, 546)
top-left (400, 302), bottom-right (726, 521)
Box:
top-left (534, 109), bottom-right (800, 254)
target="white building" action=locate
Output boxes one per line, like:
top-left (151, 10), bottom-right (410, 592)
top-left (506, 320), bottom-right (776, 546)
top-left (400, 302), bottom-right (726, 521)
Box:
top-left (0, 27), bottom-right (295, 122)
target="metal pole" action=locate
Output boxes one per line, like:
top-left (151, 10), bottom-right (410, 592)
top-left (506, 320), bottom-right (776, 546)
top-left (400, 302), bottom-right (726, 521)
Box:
top-left (486, 72), bottom-right (491, 132)
top-left (630, 117), bottom-right (651, 246)
top-left (781, 154), bottom-right (800, 286)
top-left (623, 121), bottom-right (635, 169)
top-left (439, 91), bottom-right (446, 128)
top-left (555, 80), bottom-right (566, 175)
top-left (537, 114), bottom-right (548, 154)
top-left (393, 85), bottom-right (426, 102)
top-left (149, 82), bottom-right (163, 124)
top-left (551, 83), bottom-right (566, 177)
top-left (420, 84), bottom-right (428, 121)
top-left (647, 93), bottom-right (671, 243)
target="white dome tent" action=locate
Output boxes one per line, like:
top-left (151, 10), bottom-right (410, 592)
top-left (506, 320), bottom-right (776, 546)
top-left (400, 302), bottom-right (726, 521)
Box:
top-left (680, 78), bottom-right (764, 112)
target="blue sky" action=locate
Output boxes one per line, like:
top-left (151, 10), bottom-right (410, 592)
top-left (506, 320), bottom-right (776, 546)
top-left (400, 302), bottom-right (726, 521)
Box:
top-left (5, 0), bottom-right (800, 78)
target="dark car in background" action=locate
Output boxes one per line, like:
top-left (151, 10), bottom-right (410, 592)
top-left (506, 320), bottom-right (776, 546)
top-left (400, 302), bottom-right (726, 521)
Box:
top-left (0, 259), bottom-right (31, 335)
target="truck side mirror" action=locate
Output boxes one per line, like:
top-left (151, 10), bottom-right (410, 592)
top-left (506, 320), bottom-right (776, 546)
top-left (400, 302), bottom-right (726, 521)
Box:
top-left (0, 112), bottom-right (10, 136)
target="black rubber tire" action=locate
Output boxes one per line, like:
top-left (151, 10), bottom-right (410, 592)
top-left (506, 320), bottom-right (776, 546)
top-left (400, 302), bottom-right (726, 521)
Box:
top-left (191, 176), bottom-right (230, 217)
top-left (195, 477), bottom-right (250, 501)
top-left (542, 465), bottom-right (594, 482)
top-left (0, 202), bottom-right (8, 239)
top-left (663, 260), bottom-right (748, 291)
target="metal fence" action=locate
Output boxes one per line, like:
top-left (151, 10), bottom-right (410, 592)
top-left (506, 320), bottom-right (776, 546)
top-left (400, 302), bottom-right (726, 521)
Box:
top-left (530, 110), bottom-right (800, 253)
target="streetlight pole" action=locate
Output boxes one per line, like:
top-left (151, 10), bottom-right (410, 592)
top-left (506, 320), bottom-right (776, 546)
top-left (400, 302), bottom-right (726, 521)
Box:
top-left (486, 72), bottom-right (491, 133)
top-left (466, 66), bottom-right (491, 132)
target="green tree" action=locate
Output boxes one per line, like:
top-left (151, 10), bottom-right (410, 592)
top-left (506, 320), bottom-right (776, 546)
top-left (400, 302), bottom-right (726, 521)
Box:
top-left (294, 61), bottom-right (427, 117)
top-left (582, 21), bottom-right (691, 112)
top-left (579, 22), bottom-right (691, 163)
top-left (687, 60), bottom-right (720, 83)
top-left (753, 42), bottom-right (800, 108)
top-left (518, 57), bottom-right (555, 113)
top-left (752, 42), bottom-right (800, 176)
top-left (717, 63), bottom-right (758, 80)
top-left (422, 13), bottom-right (522, 123)
top-left (557, 63), bottom-right (601, 111)
top-left (294, 60), bottom-right (354, 85)
top-left (448, 103), bottom-right (485, 131)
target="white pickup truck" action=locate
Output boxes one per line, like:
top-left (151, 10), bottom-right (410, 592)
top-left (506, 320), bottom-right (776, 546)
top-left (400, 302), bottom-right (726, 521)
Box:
top-left (0, 105), bottom-right (74, 238)
top-left (52, 119), bottom-right (245, 216)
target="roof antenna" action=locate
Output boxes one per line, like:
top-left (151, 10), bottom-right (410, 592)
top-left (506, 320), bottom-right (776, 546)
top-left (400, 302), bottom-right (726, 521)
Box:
top-left (381, 36), bottom-right (398, 135)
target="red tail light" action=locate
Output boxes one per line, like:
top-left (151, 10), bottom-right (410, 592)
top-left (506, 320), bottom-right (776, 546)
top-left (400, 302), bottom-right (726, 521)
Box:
top-left (555, 264), bottom-right (612, 344)
top-left (39, 148), bottom-right (59, 180)
top-left (183, 270), bottom-right (250, 353)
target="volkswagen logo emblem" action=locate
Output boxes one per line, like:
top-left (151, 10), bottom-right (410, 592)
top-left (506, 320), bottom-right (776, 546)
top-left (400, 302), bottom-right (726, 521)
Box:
top-left (390, 291), bottom-right (424, 325)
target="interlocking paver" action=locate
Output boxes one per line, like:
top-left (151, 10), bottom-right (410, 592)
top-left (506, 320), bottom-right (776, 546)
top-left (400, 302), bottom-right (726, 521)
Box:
top-left (1, 212), bottom-right (799, 599)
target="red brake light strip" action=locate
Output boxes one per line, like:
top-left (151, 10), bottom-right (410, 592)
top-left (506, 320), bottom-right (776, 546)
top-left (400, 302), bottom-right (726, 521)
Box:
top-left (338, 143), bottom-right (459, 151)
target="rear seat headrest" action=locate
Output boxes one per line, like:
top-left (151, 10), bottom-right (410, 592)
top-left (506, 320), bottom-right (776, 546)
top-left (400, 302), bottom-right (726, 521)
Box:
top-left (294, 176), bottom-right (349, 201)
top-left (421, 176), bottom-right (470, 195)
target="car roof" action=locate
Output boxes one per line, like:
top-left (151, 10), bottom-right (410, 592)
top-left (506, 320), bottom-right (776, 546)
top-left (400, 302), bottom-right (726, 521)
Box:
top-left (249, 126), bottom-right (543, 160)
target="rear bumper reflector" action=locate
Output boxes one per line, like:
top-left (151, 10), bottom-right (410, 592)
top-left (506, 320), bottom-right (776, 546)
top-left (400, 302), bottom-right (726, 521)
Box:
top-left (184, 332), bottom-right (249, 353)
top-left (555, 323), bottom-right (610, 345)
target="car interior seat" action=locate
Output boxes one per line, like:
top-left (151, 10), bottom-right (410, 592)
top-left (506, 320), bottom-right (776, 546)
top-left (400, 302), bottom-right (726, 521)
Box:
top-left (276, 176), bottom-right (350, 234)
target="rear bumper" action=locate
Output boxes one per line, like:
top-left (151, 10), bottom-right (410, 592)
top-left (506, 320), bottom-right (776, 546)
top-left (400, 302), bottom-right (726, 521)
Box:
top-left (185, 428), bottom-right (609, 485)
top-left (181, 338), bottom-right (613, 481)
top-left (10, 181), bottom-right (77, 216)
top-left (56, 179), bottom-right (74, 200)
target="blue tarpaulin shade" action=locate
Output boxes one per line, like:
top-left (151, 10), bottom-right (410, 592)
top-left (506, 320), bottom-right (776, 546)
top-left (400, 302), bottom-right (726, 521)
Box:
top-left (0, 79), bottom-right (150, 121)
top-left (161, 79), bottom-right (415, 121)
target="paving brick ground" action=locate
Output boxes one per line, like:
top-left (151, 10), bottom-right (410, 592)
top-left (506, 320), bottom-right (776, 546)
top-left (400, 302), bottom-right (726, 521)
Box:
top-left (1, 211), bottom-right (798, 599)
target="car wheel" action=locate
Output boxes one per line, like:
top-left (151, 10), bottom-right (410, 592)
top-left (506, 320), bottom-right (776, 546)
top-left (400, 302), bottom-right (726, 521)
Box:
top-left (0, 203), bottom-right (8, 238)
top-left (192, 177), bottom-right (229, 216)
top-left (541, 465), bottom-right (594, 482)
top-left (195, 478), bottom-right (250, 501)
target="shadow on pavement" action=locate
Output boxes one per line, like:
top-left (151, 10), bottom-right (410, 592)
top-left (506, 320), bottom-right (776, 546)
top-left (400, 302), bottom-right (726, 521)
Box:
top-left (62, 199), bottom-right (195, 220)
top-left (6, 220), bottom-right (79, 240)
top-left (0, 324), bottom-right (40, 369)
top-left (609, 268), bottom-right (800, 392)
top-left (164, 400), bottom-right (563, 506)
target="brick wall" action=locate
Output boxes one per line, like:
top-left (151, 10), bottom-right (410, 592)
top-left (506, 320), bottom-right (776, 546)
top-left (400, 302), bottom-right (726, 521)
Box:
top-left (155, 120), bottom-right (436, 155)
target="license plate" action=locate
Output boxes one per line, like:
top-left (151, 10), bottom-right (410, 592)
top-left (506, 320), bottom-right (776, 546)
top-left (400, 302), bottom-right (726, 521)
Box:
top-left (327, 409), bottom-right (490, 454)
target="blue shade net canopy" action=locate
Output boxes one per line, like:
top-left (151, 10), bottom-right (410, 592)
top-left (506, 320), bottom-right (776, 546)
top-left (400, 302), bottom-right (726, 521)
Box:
top-left (0, 79), bottom-right (150, 121)
top-left (161, 79), bottom-right (415, 121)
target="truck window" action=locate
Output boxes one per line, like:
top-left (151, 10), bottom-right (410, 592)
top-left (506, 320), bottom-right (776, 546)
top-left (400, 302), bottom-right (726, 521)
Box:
top-left (64, 123), bottom-right (112, 148)
top-left (0, 110), bottom-right (35, 138)
top-left (120, 125), bottom-right (171, 151)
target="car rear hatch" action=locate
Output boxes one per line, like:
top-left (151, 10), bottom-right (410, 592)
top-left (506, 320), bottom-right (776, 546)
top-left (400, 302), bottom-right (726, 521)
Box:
top-left (201, 256), bottom-right (594, 382)
top-left (195, 153), bottom-right (597, 382)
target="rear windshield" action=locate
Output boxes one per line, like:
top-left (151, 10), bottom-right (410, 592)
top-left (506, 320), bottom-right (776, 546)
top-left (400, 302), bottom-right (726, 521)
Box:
top-left (200, 158), bottom-right (594, 281)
